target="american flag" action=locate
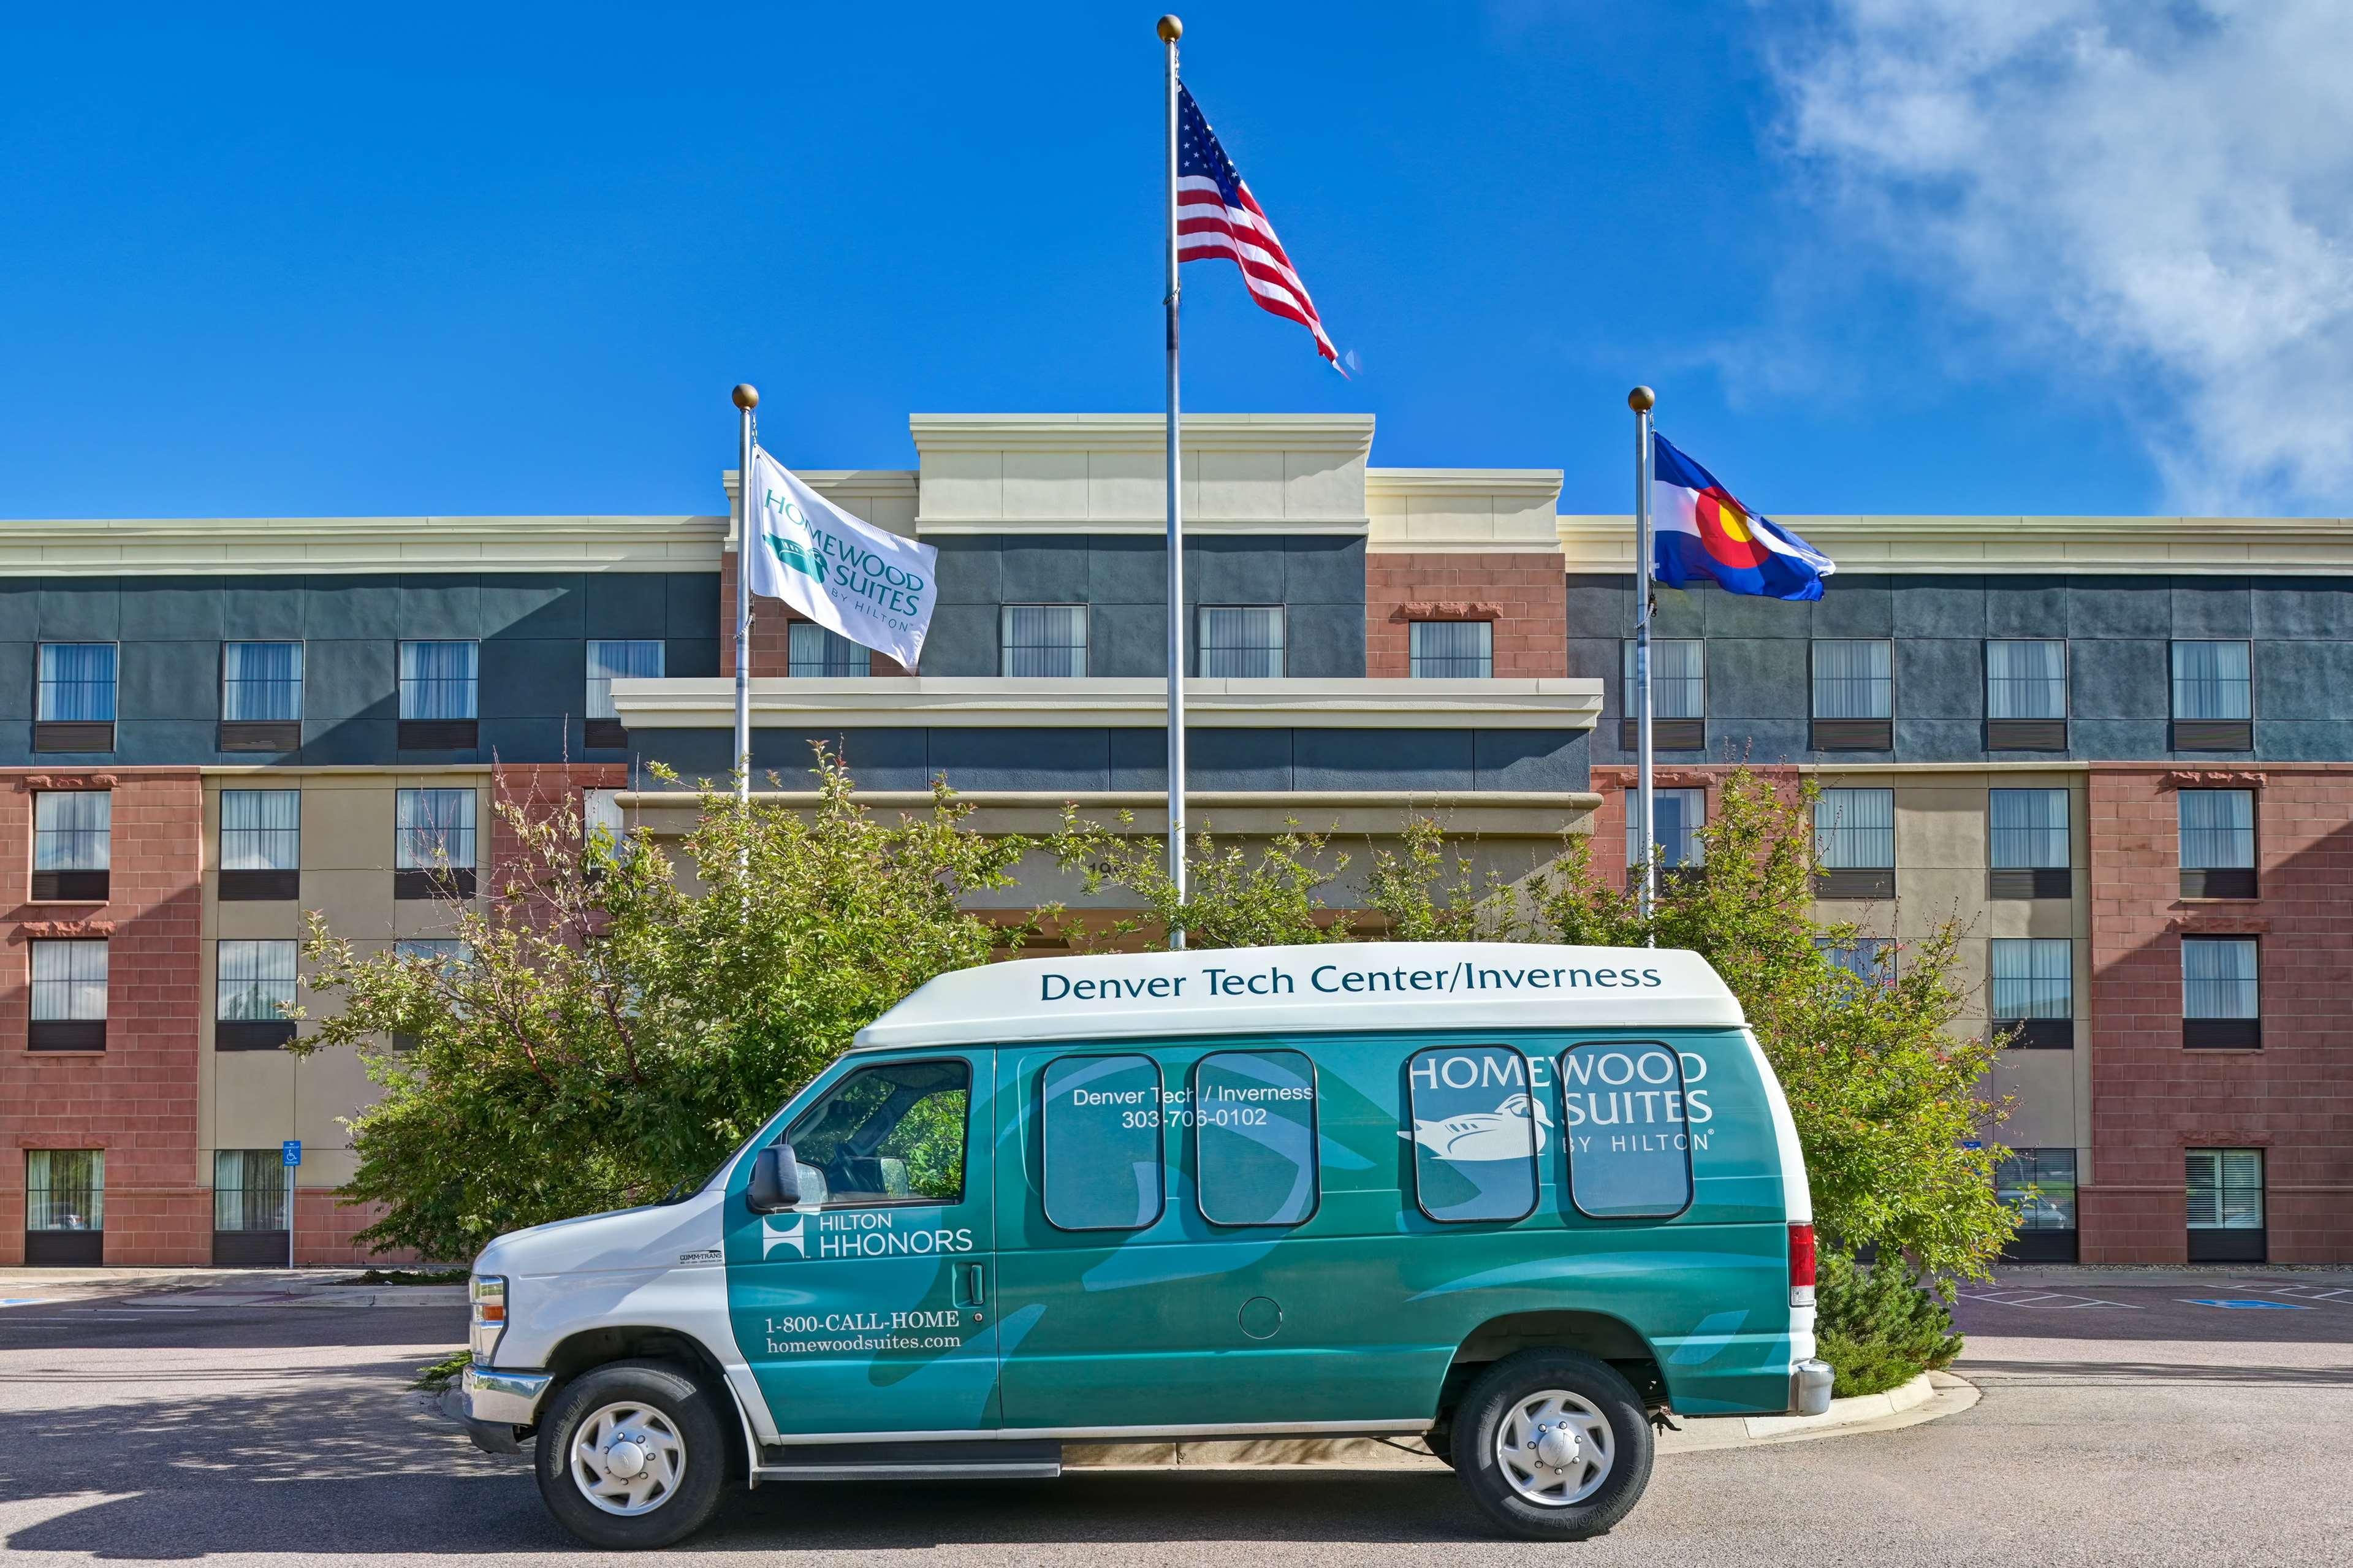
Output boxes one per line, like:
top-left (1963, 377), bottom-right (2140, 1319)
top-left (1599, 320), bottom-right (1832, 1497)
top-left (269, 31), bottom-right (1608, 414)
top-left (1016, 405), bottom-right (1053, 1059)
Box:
top-left (1177, 83), bottom-right (1342, 371)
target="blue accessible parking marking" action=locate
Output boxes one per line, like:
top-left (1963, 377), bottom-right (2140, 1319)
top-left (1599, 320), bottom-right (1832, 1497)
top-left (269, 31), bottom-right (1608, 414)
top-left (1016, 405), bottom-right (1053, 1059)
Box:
top-left (2180, 1298), bottom-right (2309, 1310)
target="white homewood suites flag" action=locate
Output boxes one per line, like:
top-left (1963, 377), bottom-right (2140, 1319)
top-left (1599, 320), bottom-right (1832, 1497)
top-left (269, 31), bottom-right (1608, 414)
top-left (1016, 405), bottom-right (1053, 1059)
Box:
top-left (742, 444), bottom-right (940, 671)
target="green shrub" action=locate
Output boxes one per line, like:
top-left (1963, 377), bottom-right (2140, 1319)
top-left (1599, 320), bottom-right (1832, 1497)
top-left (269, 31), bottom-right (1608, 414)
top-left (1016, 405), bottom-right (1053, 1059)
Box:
top-left (412, 1349), bottom-right (471, 1393)
top-left (1815, 1249), bottom-right (1963, 1398)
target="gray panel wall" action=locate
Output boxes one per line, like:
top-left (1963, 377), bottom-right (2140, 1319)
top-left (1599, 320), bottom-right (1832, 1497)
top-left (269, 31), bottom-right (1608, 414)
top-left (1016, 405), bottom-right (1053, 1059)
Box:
top-left (641, 725), bottom-right (1587, 794)
top-left (0, 572), bottom-right (721, 768)
top-left (922, 534), bottom-right (1367, 679)
top-left (1570, 573), bottom-right (2353, 765)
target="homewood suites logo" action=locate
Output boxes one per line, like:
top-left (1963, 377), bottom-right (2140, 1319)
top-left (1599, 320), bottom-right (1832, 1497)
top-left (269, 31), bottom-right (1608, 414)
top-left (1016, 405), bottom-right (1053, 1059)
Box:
top-left (762, 490), bottom-right (823, 580)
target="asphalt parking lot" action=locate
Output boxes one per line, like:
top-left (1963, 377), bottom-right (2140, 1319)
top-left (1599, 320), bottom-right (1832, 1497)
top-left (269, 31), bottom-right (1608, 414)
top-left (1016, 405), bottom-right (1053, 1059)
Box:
top-left (1, 1269), bottom-right (2348, 1566)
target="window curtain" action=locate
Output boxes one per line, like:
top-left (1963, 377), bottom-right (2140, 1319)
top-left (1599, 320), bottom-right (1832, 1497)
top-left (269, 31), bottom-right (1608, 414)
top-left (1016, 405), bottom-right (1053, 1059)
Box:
top-left (2172, 641), bottom-right (2251, 719)
top-left (1812, 640), bottom-right (1892, 718)
top-left (29, 940), bottom-right (107, 1021)
top-left (217, 940), bottom-right (298, 1021)
top-left (1198, 606), bottom-right (1286, 679)
top-left (222, 642), bottom-right (303, 721)
top-left (586, 639), bottom-right (664, 715)
top-left (32, 792), bottom-right (110, 870)
top-left (1000, 606), bottom-right (1089, 678)
top-left (2181, 937), bottom-right (2258, 1018)
top-left (1623, 640), bottom-right (1704, 718)
top-left (26, 1151), bottom-right (104, 1231)
top-left (2178, 790), bottom-right (2254, 869)
top-left (786, 624), bottom-right (873, 678)
top-left (398, 641), bottom-right (478, 719)
top-left (1408, 620), bottom-right (1492, 679)
top-left (220, 790), bottom-right (300, 871)
top-left (1814, 788), bottom-right (1896, 868)
top-left (395, 789), bottom-right (476, 869)
top-left (1991, 938), bottom-right (2072, 1018)
top-left (213, 1149), bottom-right (289, 1231)
top-left (1988, 789), bottom-right (2069, 869)
top-left (1986, 640), bottom-right (2065, 719)
top-left (37, 644), bottom-right (116, 721)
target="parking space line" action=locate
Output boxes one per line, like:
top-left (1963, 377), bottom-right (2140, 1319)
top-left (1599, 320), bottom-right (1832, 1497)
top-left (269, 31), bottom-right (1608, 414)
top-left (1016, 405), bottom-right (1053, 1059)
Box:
top-left (1961, 1289), bottom-right (2142, 1309)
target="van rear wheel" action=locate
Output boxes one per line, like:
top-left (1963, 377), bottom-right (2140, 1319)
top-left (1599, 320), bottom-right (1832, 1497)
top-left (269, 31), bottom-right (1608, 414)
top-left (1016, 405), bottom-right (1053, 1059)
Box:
top-left (1452, 1350), bottom-right (1652, 1540)
top-left (534, 1360), bottom-right (728, 1550)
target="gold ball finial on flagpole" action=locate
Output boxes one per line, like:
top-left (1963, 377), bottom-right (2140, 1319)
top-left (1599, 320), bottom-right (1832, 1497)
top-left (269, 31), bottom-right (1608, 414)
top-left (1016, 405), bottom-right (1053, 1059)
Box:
top-left (1627, 386), bottom-right (1655, 413)
top-left (732, 384), bottom-right (759, 411)
top-left (1157, 15), bottom-right (1182, 42)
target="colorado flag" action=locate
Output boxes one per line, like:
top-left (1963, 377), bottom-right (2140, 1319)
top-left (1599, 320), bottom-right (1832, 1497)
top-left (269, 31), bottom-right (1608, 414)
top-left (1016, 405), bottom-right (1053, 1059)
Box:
top-left (1652, 433), bottom-right (1833, 601)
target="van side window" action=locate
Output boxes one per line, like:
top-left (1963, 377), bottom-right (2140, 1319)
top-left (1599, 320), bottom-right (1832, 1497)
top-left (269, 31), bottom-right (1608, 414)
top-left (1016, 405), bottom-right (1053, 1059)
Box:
top-left (783, 1059), bottom-right (970, 1207)
top-left (1041, 1054), bottom-right (1166, 1231)
top-left (1558, 1041), bottom-right (1695, 1219)
top-left (1405, 1044), bottom-right (1542, 1224)
top-left (1194, 1049), bottom-right (1318, 1227)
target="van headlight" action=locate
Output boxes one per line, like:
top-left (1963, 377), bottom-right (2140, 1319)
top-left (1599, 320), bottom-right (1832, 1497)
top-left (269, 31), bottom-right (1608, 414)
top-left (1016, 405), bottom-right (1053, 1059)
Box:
top-left (469, 1274), bottom-right (508, 1365)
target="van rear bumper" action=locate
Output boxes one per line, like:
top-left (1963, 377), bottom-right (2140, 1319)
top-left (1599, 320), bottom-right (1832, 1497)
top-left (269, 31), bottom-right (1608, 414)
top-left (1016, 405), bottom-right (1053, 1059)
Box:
top-left (1789, 1359), bottom-right (1833, 1416)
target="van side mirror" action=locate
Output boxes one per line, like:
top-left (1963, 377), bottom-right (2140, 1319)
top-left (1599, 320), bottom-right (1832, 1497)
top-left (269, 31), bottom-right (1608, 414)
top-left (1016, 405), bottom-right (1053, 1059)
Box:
top-left (747, 1143), bottom-right (803, 1214)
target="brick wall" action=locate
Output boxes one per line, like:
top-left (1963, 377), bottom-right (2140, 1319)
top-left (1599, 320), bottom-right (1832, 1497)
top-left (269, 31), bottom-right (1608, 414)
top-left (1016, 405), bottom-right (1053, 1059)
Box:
top-left (2084, 765), bottom-right (2353, 1264)
top-left (1364, 552), bottom-right (1567, 678)
top-left (0, 769), bottom-right (206, 1265)
top-left (718, 552), bottom-right (908, 679)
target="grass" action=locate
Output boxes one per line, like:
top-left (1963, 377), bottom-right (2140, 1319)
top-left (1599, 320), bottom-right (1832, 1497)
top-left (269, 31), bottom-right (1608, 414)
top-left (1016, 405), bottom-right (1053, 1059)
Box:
top-left (339, 1267), bottom-right (469, 1286)
top-left (414, 1349), bottom-right (472, 1393)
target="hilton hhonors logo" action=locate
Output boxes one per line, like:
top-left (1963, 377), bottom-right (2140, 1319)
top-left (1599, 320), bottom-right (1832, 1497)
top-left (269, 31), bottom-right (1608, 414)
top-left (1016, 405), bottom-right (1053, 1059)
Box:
top-left (761, 1212), bottom-right (807, 1260)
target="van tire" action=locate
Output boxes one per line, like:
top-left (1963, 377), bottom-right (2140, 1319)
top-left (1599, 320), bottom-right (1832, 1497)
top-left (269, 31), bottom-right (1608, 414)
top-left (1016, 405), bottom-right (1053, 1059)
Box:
top-left (534, 1360), bottom-right (728, 1550)
top-left (1451, 1350), bottom-right (1652, 1540)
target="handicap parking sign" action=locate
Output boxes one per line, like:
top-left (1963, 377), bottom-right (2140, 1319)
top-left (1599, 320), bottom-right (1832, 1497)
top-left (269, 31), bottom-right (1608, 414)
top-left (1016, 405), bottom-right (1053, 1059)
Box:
top-left (282, 1140), bottom-right (302, 1168)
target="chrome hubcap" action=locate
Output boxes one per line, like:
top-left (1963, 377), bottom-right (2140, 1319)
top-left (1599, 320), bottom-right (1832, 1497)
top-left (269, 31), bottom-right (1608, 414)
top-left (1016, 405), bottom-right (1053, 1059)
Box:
top-left (1496, 1388), bottom-right (1614, 1506)
top-left (569, 1401), bottom-right (686, 1516)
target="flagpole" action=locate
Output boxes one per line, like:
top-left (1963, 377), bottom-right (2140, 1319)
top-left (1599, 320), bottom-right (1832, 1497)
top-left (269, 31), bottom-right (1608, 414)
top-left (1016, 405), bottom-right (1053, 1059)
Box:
top-left (1629, 385), bottom-right (1657, 938)
top-left (733, 383), bottom-right (759, 814)
top-left (1160, 13), bottom-right (1188, 950)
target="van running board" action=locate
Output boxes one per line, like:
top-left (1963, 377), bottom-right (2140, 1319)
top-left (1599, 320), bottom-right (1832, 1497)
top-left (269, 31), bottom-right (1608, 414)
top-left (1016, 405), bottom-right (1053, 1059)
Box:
top-left (751, 1439), bottom-right (1062, 1485)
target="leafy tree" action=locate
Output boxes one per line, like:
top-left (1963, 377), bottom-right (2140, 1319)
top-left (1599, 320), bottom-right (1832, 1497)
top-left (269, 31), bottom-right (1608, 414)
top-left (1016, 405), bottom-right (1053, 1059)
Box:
top-left (1524, 767), bottom-right (2017, 1281)
top-left (293, 752), bottom-right (1026, 1262)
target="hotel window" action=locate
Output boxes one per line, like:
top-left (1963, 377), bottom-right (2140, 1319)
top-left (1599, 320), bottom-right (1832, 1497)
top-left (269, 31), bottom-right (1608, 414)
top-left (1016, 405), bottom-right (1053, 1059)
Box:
top-left (585, 638), bottom-right (664, 747)
top-left (211, 1149), bottom-right (290, 1266)
top-left (788, 623), bottom-right (873, 678)
top-left (397, 640), bottom-right (479, 748)
top-left (1813, 786), bottom-right (1895, 900)
top-left (1198, 606), bottom-right (1286, 679)
top-left (2186, 1148), bottom-right (2265, 1263)
top-left (2181, 935), bottom-right (2259, 1049)
top-left (2170, 640), bottom-right (2252, 751)
top-left (1811, 639), bottom-right (1893, 750)
top-left (219, 789), bottom-right (300, 902)
top-left (1629, 788), bottom-right (1706, 873)
top-left (219, 641), bottom-right (303, 752)
top-left (1620, 639), bottom-right (1705, 749)
top-left (34, 642), bottom-right (116, 753)
top-left (1408, 620), bottom-right (1492, 679)
top-left (26, 1150), bottom-right (104, 1267)
top-left (28, 939), bottom-right (107, 1051)
top-left (216, 940), bottom-right (299, 1051)
top-left (391, 939), bottom-right (468, 1051)
top-left (2178, 789), bottom-right (2256, 899)
top-left (394, 788), bottom-right (477, 899)
top-left (1995, 1148), bottom-right (2078, 1262)
top-left (1817, 937), bottom-right (1893, 988)
top-left (1000, 605), bottom-right (1089, 677)
top-left (1991, 938), bottom-right (2073, 1048)
top-left (31, 791), bottom-right (110, 902)
top-left (1985, 639), bottom-right (2067, 750)
top-left (1987, 788), bottom-right (2070, 900)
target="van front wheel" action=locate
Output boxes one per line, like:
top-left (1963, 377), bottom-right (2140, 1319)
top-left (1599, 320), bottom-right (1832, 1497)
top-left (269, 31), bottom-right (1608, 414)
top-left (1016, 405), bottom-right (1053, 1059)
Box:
top-left (534, 1360), bottom-right (727, 1550)
top-left (1452, 1350), bottom-right (1652, 1540)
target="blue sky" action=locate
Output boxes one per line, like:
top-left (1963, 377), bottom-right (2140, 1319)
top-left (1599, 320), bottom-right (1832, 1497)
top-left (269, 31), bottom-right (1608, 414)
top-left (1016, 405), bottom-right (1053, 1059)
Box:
top-left (3, 2), bottom-right (2344, 521)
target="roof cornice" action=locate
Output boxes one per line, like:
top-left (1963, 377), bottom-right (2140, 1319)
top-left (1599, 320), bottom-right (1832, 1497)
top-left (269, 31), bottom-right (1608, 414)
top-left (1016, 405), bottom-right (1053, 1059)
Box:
top-left (910, 413), bottom-right (1377, 455)
top-left (1557, 512), bottom-right (2353, 575)
top-left (0, 516), bottom-right (727, 576)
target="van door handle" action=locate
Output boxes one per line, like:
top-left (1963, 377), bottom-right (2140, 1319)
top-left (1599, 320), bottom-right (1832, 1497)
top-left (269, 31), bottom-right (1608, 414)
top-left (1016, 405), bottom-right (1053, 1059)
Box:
top-left (967, 1264), bottom-right (986, 1306)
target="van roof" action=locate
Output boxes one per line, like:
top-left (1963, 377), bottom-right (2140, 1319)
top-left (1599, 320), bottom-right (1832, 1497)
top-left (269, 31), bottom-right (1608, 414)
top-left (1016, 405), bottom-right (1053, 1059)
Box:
top-left (853, 942), bottom-right (1747, 1051)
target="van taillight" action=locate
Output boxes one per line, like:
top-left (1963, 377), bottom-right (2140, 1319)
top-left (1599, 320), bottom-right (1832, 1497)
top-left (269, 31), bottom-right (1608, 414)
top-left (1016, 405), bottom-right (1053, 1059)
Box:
top-left (1789, 1222), bottom-right (1817, 1307)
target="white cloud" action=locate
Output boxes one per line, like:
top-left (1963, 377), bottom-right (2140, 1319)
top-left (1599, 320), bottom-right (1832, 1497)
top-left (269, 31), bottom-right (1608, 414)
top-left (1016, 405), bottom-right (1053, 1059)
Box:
top-left (1770, 0), bottom-right (2353, 512)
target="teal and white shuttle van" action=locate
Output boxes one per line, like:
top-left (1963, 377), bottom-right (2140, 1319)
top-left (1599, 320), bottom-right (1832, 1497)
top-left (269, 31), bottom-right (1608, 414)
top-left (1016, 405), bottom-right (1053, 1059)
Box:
top-left (462, 942), bottom-right (1829, 1547)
